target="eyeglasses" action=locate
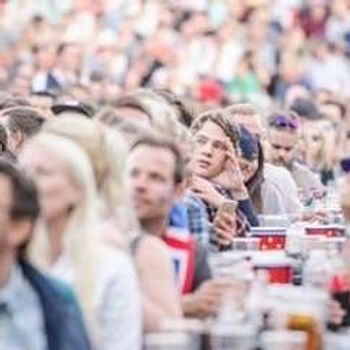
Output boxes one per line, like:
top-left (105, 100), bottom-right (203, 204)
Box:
top-left (269, 115), bottom-right (299, 130)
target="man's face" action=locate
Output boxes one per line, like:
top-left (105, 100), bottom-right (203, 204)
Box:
top-left (127, 145), bottom-right (177, 224)
top-left (192, 121), bottom-right (228, 179)
top-left (269, 129), bottom-right (297, 169)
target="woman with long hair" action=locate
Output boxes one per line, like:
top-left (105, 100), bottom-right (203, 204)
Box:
top-left (19, 133), bottom-right (142, 349)
top-left (42, 115), bottom-right (182, 331)
top-left (237, 125), bottom-right (286, 215)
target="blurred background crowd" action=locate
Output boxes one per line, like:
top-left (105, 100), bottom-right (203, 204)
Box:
top-left (2, 1), bottom-right (350, 350)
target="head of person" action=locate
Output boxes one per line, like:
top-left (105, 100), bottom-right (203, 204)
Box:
top-left (96, 106), bottom-right (157, 147)
top-left (56, 42), bottom-right (82, 72)
top-left (127, 137), bottom-right (185, 228)
top-left (155, 89), bottom-right (197, 128)
top-left (190, 109), bottom-right (239, 179)
top-left (32, 44), bottom-right (56, 71)
top-left (300, 122), bottom-right (331, 167)
top-left (19, 133), bottom-right (102, 329)
top-left (0, 159), bottom-right (39, 259)
top-left (0, 94), bottom-right (32, 110)
top-left (238, 125), bottom-right (264, 212)
top-left (268, 111), bottom-right (300, 169)
top-left (43, 115), bottom-right (137, 238)
top-left (110, 91), bottom-right (154, 125)
top-left (319, 99), bottom-right (346, 127)
top-left (238, 126), bottom-right (262, 183)
top-left (290, 97), bottom-right (322, 123)
top-left (110, 89), bottom-right (180, 140)
top-left (19, 133), bottom-right (98, 231)
top-left (225, 103), bottom-right (265, 139)
top-left (0, 106), bottom-right (46, 154)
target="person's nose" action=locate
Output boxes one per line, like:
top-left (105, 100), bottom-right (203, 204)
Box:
top-left (200, 141), bottom-right (214, 157)
top-left (277, 148), bottom-right (287, 159)
top-left (132, 173), bottom-right (148, 194)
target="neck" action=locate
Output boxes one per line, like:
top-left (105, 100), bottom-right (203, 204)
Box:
top-left (46, 213), bottom-right (70, 265)
top-left (140, 217), bottom-right (168, 239)
top-left (0, 248), bottom-right (16, 288)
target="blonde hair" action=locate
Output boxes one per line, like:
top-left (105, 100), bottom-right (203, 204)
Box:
top-left (43, 115), bottom-right (139, 241)
top-left (111, 89), bottom-right (181, 141)
top-left (25, 133), bottom-right (112, 339)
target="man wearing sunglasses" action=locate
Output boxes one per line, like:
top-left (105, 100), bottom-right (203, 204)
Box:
top-left (268, 112), bottom-right (323, 198)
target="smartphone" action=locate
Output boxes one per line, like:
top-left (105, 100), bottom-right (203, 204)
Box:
top-left (217, 200), bottom-right (238, 217)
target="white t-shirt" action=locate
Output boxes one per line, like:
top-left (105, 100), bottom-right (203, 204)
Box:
top-left (264, 163), bottom-right (303, 215)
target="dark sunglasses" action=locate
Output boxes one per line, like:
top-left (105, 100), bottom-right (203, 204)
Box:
top-left (340, 158), bottom-right (350, 173)
top-left (269, 115), bottom-right (299, 129)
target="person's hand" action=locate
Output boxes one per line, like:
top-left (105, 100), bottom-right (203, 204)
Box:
top-left (302, 210), bottom-right (332, 223)
top-left (190, 176), bottom-right (225, 208)
top-left (328, 299), bottom-right (345, 326)
top-left (213, 138), bottom-right (248, 200)
top-left (182, 278), bottom-right (234, 319)
top-left (214, 211), bottom-right (237, 246)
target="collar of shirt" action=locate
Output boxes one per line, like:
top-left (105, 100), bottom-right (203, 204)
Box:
top-left (0, 264), bottom-right (26, 312)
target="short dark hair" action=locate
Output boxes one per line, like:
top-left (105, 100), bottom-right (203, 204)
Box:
top-left (1, 107), bottom-right (45, 137)
top-left (0, 159), bottom-right (39, 221)
top-left (131, 137), bottom-right (185, 185)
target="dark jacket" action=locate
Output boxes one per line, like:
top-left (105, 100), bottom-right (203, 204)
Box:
top-left (19, 259), bottom-right (91, 350)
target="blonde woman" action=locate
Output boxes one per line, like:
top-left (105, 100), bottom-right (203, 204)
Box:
top-left (300, 120), bottom-right (336, 185)
top-left (42, 115), bottom-right (182, 331)
top-left (43, 115), bottom-right (136, 245)
top-left (19, 133), bottom-right (142, 350)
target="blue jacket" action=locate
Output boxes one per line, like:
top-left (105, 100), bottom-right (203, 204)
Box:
top-left (19, 259), bottom-right (91, 350)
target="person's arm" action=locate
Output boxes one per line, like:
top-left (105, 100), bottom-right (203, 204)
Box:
top-left (181, 278), bottom-right (234, 319)
top-left (135, 236), bottom-right (182, 332)
top-left (99, 252), bottom-right (142, 350)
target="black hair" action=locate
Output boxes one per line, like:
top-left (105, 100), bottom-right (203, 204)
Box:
top-left (0, 159), bottom-right (39, 221)
top-left (245, 141), bottom-right (264, 214)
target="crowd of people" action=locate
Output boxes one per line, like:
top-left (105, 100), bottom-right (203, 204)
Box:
top-left (1, 0), bottom-right (350, 349)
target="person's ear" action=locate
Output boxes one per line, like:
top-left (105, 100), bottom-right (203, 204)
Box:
top-left (10, 130), bottom-right (24, 152)
top-left (8, 218), bottom-right (32, 249)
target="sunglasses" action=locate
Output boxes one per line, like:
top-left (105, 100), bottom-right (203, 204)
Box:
top-left (269, 115), bottom-right (299, 129)
top-left (340, 158), bottom-right (350, 173)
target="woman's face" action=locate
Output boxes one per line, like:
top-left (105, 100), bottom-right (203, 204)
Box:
top-left (19, 145), bottom-right (82, 221)
top-left (301, 126), bottom-right (324, 158)
top-left (238, 157), bottom-right (258, 182)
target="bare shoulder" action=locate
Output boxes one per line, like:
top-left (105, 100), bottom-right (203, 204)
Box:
top-left (135, 235), bottom-right (172, 269)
